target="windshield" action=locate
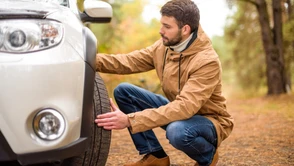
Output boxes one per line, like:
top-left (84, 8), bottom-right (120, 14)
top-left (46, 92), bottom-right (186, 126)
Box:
top-left (31, 0), bottom-right (68, 6)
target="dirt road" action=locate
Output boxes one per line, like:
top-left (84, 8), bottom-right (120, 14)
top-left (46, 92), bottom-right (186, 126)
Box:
top-left (105, 96), bottom-right (294, 166)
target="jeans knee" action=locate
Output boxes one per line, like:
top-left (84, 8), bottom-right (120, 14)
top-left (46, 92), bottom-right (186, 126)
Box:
top-left (166, 122), bottom-right (187, 150)
top-left (114, 82), bottom-right (132, 98)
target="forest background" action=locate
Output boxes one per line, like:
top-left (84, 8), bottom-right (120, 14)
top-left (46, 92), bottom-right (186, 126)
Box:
top-left (78, 0), bottom-right (294, 99)
top-left (78, 0), bottom-right (294, 165)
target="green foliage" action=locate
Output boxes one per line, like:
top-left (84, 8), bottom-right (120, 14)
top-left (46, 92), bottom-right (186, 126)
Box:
top-left (90, 0), bottom-right (161, 53)
top-left (224, 0), bottom-right (294, 95)
top-left (211, 35), bottom-right (235, 87)
top-left (224, 2), bottom-right (267, 92)
top-left (284, 18), bottom-right (294, 84)
top-left (77, 0), bottom-right (83, 11)
top-left (284, 19), bottom-right (294, 42)
top-left (88, 0), bottom-right (163, 98)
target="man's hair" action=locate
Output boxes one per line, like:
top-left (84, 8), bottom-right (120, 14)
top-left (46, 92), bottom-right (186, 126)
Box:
top-left (160, 0), bottom-right (200, 32)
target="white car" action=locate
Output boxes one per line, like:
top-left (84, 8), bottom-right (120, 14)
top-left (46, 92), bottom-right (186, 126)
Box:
top-left (0, 0), bottom-right (112, 165)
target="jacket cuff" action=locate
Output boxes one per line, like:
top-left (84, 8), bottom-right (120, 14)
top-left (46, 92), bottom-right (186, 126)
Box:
top-left (127, 113), bottom-right (136, 133)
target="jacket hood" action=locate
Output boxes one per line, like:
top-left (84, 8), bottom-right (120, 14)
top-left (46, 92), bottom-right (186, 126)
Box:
top-left (0, 0), bottom-right (63, 19)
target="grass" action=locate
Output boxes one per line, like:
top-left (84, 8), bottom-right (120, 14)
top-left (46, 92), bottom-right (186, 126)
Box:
top-left (227, 88), bottom-right (294, 119)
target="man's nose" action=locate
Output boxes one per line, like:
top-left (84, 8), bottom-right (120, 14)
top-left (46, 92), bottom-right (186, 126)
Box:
top-left (159, 27), bottom-right (164, 35)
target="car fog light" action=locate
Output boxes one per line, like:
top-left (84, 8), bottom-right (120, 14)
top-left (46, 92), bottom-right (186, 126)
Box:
top-left (33, 109), bottom-right (65, 141)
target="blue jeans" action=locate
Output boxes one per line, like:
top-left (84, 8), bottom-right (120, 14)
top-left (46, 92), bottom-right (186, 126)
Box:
top-left (114, 83), bottom-right (218, 166)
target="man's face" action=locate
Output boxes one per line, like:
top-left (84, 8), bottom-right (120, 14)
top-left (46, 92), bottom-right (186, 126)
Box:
top-left (159, 16), bottom-right (183, 46)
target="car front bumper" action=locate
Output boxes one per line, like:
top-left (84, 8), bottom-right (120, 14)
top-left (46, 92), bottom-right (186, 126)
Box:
top-left (0, 42), bottom-right (87, 155)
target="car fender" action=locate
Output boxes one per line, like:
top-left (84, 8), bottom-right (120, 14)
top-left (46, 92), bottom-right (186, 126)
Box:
top-left (80, 27), bottom-right (97, 138)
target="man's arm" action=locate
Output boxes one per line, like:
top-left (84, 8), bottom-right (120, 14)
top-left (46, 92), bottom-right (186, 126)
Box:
top-left (95, 41), bottom-right (161, 74)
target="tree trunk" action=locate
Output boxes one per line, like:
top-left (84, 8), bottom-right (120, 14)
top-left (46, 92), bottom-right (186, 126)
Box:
top-left (256, 0), bottom-right (287, 94)
top-left (273, 0), bottom-right (283, 58)
top-left (273, 0), bottom-right (290, 92)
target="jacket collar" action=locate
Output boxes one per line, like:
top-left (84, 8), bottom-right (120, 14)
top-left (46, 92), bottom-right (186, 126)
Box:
top-left (182, 27), bottom-right (198, 52)
top-left (170, 31), bottom-right (195, 52)
top-left (167, 25), bottom-right (212, 61)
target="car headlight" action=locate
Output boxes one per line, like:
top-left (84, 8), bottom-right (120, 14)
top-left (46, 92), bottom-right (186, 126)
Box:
top-left (33, 109), bottom-right (66, 141)
top-left (0, 20), bottom-right (63, 53)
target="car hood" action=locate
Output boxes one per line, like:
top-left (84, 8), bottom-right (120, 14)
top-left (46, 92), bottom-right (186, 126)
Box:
top-left (0, 0), bottom-right (63, 19)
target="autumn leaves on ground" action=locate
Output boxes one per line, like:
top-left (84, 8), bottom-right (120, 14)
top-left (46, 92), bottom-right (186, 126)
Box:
top-left (105, 92), bottom-right (294, 166)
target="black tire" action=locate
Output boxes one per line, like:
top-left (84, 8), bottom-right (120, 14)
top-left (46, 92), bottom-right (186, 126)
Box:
top-left (61, 73), bottom-right (111, 166)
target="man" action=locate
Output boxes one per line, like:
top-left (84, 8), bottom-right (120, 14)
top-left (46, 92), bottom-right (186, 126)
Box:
top-left (95, 0), bottom-right (234, 165)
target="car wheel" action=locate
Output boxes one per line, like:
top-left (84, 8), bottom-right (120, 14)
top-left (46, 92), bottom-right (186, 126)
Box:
top-left (61, 73), bottom-right (111, 166)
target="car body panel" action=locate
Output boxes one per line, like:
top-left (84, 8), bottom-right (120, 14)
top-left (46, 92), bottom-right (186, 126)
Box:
top-left (0, 0), bottom-right (112, 164)
top-left (0, 0), bottom-right (65, 18)
top-left (0, 0), bottom-right (85, 154)
top-left (0, 42), bottom-right (85, 153)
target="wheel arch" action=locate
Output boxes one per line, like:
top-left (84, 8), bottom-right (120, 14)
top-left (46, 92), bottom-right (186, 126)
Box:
top-left (80, 26), bottom-right (98, 138)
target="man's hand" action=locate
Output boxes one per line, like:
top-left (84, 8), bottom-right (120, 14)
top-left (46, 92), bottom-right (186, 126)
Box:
top-left (95, 98), bottom-right (130, 130)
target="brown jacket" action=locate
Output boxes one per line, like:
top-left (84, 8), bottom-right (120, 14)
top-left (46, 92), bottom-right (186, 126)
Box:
top-left (96, 26), bottom-right (234, 147)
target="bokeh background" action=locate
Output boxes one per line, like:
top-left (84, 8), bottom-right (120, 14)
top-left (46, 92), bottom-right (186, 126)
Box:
top-left (78, 0), bottom-right (294, 165)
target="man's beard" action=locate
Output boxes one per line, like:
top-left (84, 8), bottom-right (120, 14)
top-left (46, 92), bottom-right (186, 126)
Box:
top-left (161, 30), bottom-right (182, 46)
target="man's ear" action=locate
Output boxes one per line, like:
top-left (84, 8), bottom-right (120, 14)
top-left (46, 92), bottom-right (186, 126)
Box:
top-left (182, 25), bottom-right (191, 35)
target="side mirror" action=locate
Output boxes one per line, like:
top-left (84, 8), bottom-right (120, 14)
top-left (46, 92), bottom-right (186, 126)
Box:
top-left (80, 0), bottom-right (113, 23)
